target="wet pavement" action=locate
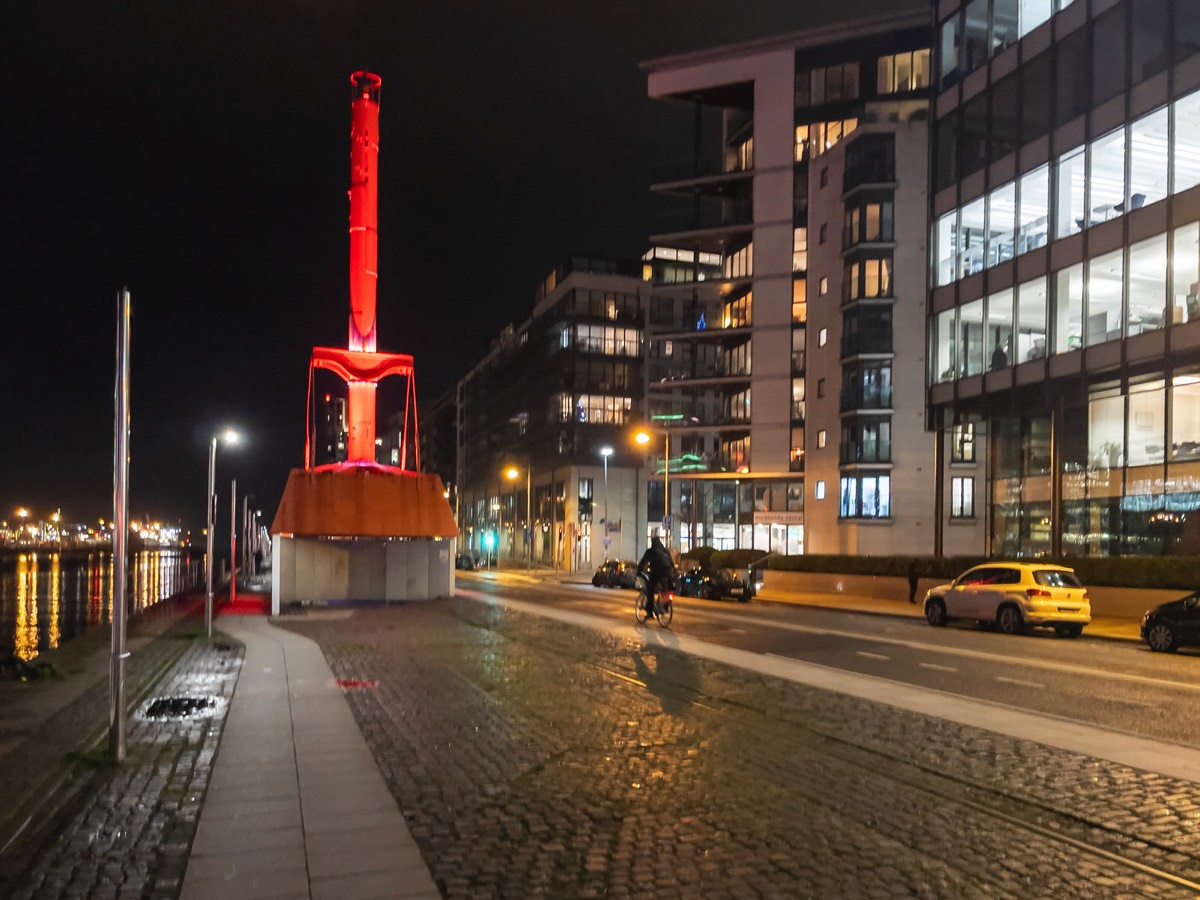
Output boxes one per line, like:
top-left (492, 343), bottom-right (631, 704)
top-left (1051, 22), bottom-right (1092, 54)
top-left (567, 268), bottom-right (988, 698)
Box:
top-left (0, 594), bottom-right (238, 899)
top-left (0, 576), bottom-right (1193, 899)
top-left (278, 598), bottom-right (1200, 898)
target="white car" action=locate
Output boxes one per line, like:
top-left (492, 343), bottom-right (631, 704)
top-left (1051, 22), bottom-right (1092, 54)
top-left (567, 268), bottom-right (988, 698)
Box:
top-left (923, 562), bottom-right (1090, 637)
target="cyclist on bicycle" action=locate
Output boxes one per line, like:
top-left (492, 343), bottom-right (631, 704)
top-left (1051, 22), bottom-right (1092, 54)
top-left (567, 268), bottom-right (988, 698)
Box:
top-left (637, 534), bottom-right (676, 617)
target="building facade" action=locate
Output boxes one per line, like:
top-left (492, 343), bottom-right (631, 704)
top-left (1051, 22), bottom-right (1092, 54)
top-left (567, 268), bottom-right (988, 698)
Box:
top-left (928, 0), bottom-right (1200, 556)
top-left (644, 13), bottom-right (986, 557)
top-left (455, 257), bottom-right (654, 572)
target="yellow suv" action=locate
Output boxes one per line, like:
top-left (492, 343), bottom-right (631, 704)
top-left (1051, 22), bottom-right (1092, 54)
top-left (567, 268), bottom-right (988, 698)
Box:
top-left (923, 563), bottom-right (1090, 638)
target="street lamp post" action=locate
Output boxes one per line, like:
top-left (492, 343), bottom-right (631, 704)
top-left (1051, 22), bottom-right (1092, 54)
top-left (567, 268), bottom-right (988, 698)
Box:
top-left (634, 428), bottom-right (670, 546)
top-left (505, 465), bottom-right (530, 572)
top-left (491, 501), bottom-right (501, 570)
top-left (205, 429), bottom-right (238, 639)
top-left (599, 446), bottom-right (613, 559)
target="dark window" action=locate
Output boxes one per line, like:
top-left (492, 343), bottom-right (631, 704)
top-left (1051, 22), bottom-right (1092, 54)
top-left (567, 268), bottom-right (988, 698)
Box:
top-left (935, 111), bottom-right (960, 192)
top-left (960, 90), bottom-right (989, 177)
top-left (1173, 2), bottom-right (1200, 66)
top-left (795, 68), bottom-right (811, 107)
top-left (1092, 4), bottom-right (1127, 107)
top-left (1131, 0), bottom-right (1169, 83)
top-left (842, 307), bottom-right (893, 356)
top-left (816, 378), bottom-right (825, 398)
top-left (991, 72), bottom-right (1019, 160)
top-left (650, 295), bottom-right (674, 326)
top-left (820, 168), bottom-right (829, 188)
top-left (1056, 25), bottom-right (1090, 125)
top-left (962, 0), bottom-right (989, 75)
top-left (940, 14), bottom-right (962, 90)
top-left (844, 134), bottom-right (895, 191)
top-left (1020, 51), bottom-right (1053, 144)
top-left (819, 223), bottom-right (828, 244)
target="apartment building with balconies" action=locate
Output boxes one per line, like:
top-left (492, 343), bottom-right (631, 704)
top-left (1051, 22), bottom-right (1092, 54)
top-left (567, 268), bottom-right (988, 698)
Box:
top-left (644, 12), bottom-right (985, 557)
top-left (455, 257), bottom-right (658, 572)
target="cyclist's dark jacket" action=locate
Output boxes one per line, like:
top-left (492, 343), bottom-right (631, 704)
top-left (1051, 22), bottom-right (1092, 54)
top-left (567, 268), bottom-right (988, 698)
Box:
top-left (638, 542), bottom-right (675, 591)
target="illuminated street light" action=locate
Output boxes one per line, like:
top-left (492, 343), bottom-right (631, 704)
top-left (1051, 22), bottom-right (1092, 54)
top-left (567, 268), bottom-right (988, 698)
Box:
top-left (206, 429), bottom-right (240, 638)
top-left (506, 464), bottom-right (531, 572)
top-left (633, 426), bottom-right (671, 546)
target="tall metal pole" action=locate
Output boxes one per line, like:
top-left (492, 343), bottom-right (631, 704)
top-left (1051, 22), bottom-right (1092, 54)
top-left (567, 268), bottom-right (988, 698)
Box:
top-left (525, 468), bottom-right (532, 572)
top-left (230, 479), bottom-right (237, 606)
top-left (663, 431), bottom-right (670, 546)
top-left (242, 495), bottom-right (250, 573)
top-left (600, 446), bottom-right (612, 560)
top-left (110, 287), bottom-right (131, 763)
top-left (205, 437), bottom-right (216, 637)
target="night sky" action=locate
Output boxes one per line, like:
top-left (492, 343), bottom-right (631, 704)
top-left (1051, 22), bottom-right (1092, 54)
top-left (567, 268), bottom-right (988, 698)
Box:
top-left (3, 0), bottom-right (923, 531)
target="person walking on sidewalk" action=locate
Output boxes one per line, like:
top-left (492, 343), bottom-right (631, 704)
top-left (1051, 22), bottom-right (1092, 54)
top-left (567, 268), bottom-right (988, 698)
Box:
top-left (907, 559), bottom-right (921, 604)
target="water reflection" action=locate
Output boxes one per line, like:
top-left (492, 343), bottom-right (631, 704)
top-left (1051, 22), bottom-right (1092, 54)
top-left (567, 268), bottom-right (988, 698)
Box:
top-left (0, 550), bottom-right (200, 663)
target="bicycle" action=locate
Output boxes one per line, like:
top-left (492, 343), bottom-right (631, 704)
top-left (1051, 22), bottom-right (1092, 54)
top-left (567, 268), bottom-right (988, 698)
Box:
top-left (633, 573), bottom-right (674, 627)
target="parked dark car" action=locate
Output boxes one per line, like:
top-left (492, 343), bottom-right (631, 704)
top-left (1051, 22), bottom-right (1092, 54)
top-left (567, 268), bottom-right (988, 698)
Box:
top-left (677, 567), bottom-right (753, 602)
top-left (677, 567), bottom-right (722, 599)
top-left (455, 553), bottom-right (476, 571)
top-left (592, 560), bottom-right (638, 589)
top-left (1141, 590), bottom-right (1200, 652)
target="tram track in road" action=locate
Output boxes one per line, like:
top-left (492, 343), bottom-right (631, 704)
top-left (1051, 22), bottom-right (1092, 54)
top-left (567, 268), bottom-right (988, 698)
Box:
top-left (460, 597), bottom-right (1200, 896)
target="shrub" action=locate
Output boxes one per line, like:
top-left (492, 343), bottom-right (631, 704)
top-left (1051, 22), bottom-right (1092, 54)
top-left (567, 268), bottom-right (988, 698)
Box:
top-left (767, 553), bottom-right (1200, 589)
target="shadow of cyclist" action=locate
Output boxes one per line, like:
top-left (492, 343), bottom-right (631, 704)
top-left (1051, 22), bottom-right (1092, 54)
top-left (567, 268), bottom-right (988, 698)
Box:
top-left (632, 639), bottom-right (701, 718)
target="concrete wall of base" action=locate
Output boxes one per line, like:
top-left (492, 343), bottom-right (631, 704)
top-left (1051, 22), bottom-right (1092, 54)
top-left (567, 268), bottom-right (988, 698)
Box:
top-left (271, 536), bottom-right (455, 612)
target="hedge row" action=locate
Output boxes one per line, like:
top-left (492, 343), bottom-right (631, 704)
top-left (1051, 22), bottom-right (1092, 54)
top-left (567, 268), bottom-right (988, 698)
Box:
top-left (767, 553), bottom-right (1200, 591)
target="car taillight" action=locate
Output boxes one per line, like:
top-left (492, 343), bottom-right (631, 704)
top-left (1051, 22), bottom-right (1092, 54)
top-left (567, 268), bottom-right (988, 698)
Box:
top-left (1082, 591), bottom-right (1089, 601)
top-left (1026, 588), bottom-right (1052, 598)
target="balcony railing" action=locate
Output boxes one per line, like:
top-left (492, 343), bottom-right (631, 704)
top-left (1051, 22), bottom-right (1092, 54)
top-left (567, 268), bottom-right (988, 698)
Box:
top-left (652, 155), bottom-right (738, 185)
top-left (651, 200), bottom-right (754, 237)
top-left (839, 385), bottom-right (892, 412)
top-left (840, 335), bottom-right (891, 357)
top-left (840, 440), bottom-right (892, 464)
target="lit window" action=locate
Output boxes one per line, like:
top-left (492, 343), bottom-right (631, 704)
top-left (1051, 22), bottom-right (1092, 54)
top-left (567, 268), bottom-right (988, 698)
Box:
top-left (951, 476), bottom-right (975, 518)
top-left (818, 328), bottom-right (828, 347)
top-left (819, 277), bottom-right (829, 296)
top-left (839, 474), bottom-right (891, 518)
top-left (815, 481), bottom-right (826, 500)
top-left (951, 423), bottom-right (976, 463)
top-left (817, 430), bottom-right (827, 449)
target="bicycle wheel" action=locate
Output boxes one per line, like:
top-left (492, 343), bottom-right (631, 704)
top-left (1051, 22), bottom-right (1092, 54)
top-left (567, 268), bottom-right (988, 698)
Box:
top-left (634, 588), bottom-right (650, 624)
top-left (654, 596), bottom-right (673, 627)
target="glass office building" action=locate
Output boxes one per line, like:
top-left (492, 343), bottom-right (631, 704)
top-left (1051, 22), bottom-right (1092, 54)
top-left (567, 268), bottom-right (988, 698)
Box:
top-left (928, 0), bottom-right (1200, 556)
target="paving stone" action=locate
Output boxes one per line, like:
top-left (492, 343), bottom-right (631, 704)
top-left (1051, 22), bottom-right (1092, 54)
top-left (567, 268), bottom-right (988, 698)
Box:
top-left (276, 601), bottom-right (1200, 899)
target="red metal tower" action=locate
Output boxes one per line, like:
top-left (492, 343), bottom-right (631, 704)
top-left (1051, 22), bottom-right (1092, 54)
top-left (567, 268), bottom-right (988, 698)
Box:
top-left (305, 71), bottom-right (420, 470)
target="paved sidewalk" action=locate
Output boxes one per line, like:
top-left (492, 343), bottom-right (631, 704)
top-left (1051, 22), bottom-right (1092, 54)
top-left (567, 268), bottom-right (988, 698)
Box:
top-left (182, 615), bottom-right (440, 900)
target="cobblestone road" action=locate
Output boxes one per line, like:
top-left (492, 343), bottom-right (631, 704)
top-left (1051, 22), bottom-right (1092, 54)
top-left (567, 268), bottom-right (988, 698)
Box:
top-left (280, 598), bottom-right (1200, 899)
top-left (0, 608), bottom-right (239, 900)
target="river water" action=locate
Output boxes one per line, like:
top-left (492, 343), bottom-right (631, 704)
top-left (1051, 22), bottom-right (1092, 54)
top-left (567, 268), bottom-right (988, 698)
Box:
top-left (0, 549), bottom-right (201, 663)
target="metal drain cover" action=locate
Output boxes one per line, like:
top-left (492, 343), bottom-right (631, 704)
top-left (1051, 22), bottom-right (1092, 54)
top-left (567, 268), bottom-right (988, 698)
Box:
top-left (144, 696), bottom-right (217, 719)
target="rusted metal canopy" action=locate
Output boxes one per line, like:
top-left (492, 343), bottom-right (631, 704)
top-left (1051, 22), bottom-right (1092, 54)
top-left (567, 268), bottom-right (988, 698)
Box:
top-left (270, 465), bottom-right (457, 538)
